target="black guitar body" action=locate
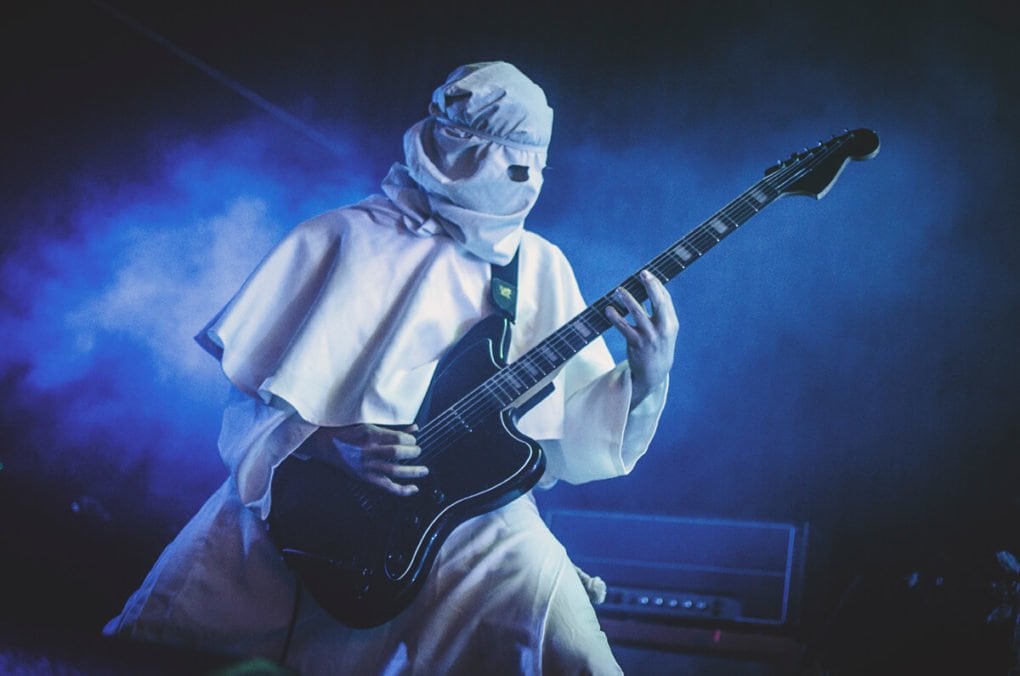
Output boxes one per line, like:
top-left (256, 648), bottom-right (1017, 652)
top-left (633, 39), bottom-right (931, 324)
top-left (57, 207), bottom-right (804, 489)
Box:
top-left (267, 314), bottom-right (547, 628)
top-left (265, 128), bottom-right (880, 629)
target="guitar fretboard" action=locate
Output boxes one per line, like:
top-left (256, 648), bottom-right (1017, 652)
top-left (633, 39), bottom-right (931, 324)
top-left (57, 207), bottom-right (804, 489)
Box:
top-left (417, 133), bottom-right (855, 455)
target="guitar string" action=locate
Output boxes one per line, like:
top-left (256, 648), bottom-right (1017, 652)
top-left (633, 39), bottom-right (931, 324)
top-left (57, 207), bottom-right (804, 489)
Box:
top-left (409, 135), bottom-right (853, 461)
top-left (354, 136), bottom-right (852, 525)
top-left (359, 134), bottom-right (853, 514)
top-left (426, 154), bottom-right (843, 480)
top-left (408, 134), bottom-right (852, 467)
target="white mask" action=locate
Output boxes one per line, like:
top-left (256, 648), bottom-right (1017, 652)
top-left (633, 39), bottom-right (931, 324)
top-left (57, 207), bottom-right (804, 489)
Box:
top-left (382, 62), bottom-right (553, 264)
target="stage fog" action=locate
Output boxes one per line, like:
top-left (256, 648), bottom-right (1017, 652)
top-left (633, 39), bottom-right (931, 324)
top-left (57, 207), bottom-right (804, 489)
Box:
top-left (2, 2), bottom-right (1017, 672)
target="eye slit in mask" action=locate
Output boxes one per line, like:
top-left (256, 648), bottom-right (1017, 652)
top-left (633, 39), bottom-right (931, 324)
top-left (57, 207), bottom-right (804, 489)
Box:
top-left (507, 165), bottom-right (529, 182)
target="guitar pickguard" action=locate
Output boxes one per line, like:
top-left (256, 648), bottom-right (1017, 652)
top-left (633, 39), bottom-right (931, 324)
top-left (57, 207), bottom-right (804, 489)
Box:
top-left (268, 314), bottom-right (546, 628)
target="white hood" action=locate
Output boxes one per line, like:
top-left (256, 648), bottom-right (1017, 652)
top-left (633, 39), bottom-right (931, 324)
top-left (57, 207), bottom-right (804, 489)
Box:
top-left (383, 61), bottom-right (553, 264)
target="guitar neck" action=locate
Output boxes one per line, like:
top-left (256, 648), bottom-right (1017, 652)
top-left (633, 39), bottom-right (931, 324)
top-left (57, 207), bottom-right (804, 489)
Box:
top-left (426, 133), bottom-right (857, 435)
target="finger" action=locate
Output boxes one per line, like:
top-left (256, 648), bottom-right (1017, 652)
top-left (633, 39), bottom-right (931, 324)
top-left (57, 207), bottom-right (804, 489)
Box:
top-left (639, 270), bottom-right (668, 312)
top-left (363, 460), bottom-right (429, 479)
top-left (605, 305), bottom-right (640, 343)
top-left (363, 443), bottom-right (422, 461)
top-left (362, 424), bottom-right (418, 447)
top-left (363, 473), bottom-right (419, 497)
top-left (611, 287), bottom-right (654, 337)
top-left (640, 271), bottom-right (678, 326)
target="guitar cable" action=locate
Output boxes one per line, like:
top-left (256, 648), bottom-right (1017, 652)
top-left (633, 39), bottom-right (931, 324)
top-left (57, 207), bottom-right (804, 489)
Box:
top-left (279, 576), bottom-right (303, 667)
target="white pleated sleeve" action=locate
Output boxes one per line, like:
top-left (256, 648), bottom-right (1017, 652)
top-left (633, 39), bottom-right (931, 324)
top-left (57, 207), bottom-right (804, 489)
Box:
top-left (534, 361), bottom-right (667, 486)
top-left (510, 235), bottom-right (668, 486)
top-left (218, 388), bottom-right (318, 520)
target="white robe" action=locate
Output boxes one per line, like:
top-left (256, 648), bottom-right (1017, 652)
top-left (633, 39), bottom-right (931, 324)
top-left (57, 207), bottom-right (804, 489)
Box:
top-left (105, 193), bottom-right (667, 675)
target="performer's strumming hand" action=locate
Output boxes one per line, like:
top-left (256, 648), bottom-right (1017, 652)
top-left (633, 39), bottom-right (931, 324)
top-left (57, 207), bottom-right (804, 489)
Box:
top-left (318, 423), bottom-right (427, 496)
top-left (604, 269), bottom-right (679, 409)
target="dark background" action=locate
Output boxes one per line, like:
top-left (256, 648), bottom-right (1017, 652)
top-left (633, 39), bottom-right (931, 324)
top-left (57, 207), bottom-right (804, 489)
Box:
top-left (2, 1), bottom-right (1017, 672)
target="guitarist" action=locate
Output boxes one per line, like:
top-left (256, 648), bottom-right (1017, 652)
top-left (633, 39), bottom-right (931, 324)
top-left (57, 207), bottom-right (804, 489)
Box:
top-left (105, 61), bottom-right (678, 675)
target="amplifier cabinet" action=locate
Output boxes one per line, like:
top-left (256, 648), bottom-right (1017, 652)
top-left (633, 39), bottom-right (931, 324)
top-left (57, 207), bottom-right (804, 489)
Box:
top-left (545, 510), bottom-right (808, 626)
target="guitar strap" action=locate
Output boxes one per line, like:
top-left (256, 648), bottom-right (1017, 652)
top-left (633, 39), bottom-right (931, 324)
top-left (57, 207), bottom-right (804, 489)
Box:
top-left (492, 247), bottom-right (556, 419)
top-left (489, 247), bottom-right (520, 324)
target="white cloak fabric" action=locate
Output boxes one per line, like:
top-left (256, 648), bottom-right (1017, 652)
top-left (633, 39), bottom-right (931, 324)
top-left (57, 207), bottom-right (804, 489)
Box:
top-left (105, 191), bottom-right (667, 674)
top-left (400, 61), bottom-right (552, 266)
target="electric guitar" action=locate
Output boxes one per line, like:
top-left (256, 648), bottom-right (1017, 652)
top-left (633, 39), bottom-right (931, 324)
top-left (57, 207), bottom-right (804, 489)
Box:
top-left (267, 128), bottom-right (881, 628)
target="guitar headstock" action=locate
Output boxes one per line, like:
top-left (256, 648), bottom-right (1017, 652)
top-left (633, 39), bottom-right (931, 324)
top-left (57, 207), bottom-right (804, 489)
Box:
top-left (766, 128), bottom-right (880, 200)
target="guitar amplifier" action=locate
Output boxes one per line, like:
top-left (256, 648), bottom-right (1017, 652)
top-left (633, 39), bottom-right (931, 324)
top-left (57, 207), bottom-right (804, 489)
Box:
top-left (544, 509), bottom-right (808, 626)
